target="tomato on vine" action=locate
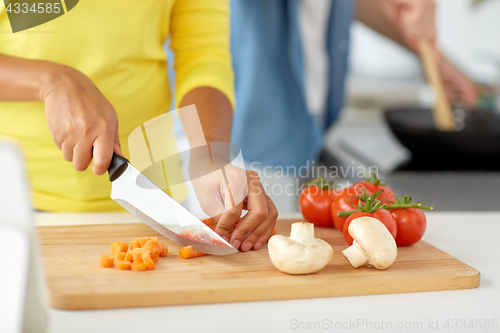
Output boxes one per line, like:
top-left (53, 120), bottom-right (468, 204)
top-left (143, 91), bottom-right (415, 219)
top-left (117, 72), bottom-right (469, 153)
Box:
top-left (331, 183), bottom-right (365, 231)
top-left (389, 196), bottom-right (429, 246)
top-left (338, 193), bottom-right (433, 246)
top-left (356, 173), bottom-right (396, 204)
top-left (299, 178), bottom-right (338, 228)
top-left (331, 174), bottom-right (396, 232)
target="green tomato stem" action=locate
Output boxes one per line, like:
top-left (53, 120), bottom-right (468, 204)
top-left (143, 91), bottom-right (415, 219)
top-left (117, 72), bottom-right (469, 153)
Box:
top-left (337, 194), bottom-right (433, 217)
top-left (306, 177), bottom-right (335, 190)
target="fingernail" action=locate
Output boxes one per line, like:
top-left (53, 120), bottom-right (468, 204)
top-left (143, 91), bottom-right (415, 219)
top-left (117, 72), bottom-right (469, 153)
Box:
top-left (241, 241), bottom-right (253, 252)
top-left (254, 241), bottom-right (263, 250)
top-left (231, 239), bottom-right (241, 250)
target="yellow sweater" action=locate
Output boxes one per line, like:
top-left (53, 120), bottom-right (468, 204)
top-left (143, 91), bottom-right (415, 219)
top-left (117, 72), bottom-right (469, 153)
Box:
top-left (0, 0), bottom-right (234, 211)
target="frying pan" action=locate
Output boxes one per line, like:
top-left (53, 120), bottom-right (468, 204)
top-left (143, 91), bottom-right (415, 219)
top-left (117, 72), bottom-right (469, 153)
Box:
top-left (384, 107), bottom-right (500, 170)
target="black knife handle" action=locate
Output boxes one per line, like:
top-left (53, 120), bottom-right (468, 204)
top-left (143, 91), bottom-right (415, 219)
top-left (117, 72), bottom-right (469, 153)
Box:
top-left (108, 153), bottom-right (129, 182)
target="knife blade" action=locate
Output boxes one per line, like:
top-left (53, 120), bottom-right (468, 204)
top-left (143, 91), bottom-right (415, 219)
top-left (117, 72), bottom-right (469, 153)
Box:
top-left (107, 153), bottom-right (237, 255)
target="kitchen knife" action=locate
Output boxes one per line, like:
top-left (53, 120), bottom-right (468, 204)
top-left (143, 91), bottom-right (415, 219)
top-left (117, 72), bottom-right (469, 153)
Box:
top-left (107, 153), bottom-right (237, 255)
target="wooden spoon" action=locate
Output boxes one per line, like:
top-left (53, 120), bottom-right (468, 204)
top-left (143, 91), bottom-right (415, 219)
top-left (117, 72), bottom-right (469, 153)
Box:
top-left (418, 39), bottom-right (456, 131)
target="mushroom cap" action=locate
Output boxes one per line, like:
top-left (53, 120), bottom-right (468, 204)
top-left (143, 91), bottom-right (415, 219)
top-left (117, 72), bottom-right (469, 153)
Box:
top-left (348, 217), bottom-right (397, 269)
top-left (268, 234), bottom-right (333, 275)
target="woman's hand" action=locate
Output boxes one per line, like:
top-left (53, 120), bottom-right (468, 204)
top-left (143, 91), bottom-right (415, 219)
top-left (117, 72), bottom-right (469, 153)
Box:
top-left (41, 66), bottom-right (122, 175)
top-left (190, 160), bottom-right (278, 252)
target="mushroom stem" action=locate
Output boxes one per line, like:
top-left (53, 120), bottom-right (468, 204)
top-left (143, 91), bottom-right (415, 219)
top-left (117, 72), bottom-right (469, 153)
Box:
top-left (342, 240), bottom-right (368, 268)
top-left (289, 222), bottom-right (315, 243)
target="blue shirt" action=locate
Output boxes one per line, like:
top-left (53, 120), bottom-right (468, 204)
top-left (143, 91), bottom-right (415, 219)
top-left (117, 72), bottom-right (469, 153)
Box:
top-left (230, 0), bottom-right (353, 168)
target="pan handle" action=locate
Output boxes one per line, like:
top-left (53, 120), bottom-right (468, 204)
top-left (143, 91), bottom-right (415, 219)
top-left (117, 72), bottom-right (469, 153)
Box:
top-left (108, 153), bottom-right (129, 182)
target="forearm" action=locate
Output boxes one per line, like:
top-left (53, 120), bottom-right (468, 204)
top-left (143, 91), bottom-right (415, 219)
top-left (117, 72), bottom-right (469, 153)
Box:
top-left (0, 53), bottom-right (58, 102)
top-left (178, 86), bottom-right (233, 178)
top-left (179, 86), bottom-right (233, 147)
top-left (356, 0), bottom-right (409, 49)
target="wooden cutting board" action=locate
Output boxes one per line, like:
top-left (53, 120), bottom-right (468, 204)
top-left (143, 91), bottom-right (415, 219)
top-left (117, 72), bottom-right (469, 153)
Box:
top-left (38, 219), bottom-right (480, 310)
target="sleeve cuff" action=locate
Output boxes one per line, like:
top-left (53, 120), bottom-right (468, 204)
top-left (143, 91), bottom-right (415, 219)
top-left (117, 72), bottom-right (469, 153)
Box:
top-left (175, 57), bottom-right (235, 110)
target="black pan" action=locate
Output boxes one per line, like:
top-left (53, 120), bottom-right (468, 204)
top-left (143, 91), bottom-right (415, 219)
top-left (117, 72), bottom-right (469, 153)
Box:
top-left (384, 106), bottom-right (500, 171)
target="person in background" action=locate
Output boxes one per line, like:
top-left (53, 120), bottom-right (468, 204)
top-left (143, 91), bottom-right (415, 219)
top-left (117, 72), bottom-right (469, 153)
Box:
top-left (230, 0), bottom-right (479, 169)
top-left (0, 1), bottom-right (277, 252)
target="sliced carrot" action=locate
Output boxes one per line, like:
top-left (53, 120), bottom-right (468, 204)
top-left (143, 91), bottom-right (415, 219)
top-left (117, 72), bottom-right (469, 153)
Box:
top-left (124, 251), bottom-right (133, 262)
top-left (271, 227), bottom-right (277, 237)
top-left (151, 254), bottom-right (160, 262)
top-left (179, 246), bottom-right (208, 259)
top-left (143, 239), bottom-right (162, 256)
top-left (115, 251), bottom-right (126, 261)
top-left (110, 241), bottom-right (128, 255)
top-left (149, 237), bottom-right (158, 242)
top-left (141, 252), bottom-right (156, 270)
top-left (115, 260), bottom-right (131, 270)
top-left (98, 254), bottom-right (115, 268)
top-left (132, 248), bottom-right (147, 263)
top-left (130, 262), bottom-right (147, 271)
top-left (130, 240), bottom-right (140, 250)
top-left (202, 218), bottom-right (217, 231)
top-left (159, 243), bottom-right (168, 257)
top-left (193, 232), bottom-right (212, 244)
top-left (137, 237), bottom-right (149, 247)
top-left (179, 230), bottom-right (196, 241)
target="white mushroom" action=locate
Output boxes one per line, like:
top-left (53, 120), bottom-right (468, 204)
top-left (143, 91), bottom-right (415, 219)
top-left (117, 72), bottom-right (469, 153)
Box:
top-left (268, 222), bottom-right (333, 275)
top-left (342, 217), bottom-right (397, 269)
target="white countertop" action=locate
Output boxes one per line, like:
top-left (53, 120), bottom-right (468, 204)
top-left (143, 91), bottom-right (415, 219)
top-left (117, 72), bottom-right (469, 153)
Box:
top-left (37, 212), bottom-right (500, 333)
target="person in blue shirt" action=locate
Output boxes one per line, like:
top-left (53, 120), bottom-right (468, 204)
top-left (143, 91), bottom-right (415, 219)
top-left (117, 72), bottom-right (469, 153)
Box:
top-left (231, 0), bottom-right (479, 169)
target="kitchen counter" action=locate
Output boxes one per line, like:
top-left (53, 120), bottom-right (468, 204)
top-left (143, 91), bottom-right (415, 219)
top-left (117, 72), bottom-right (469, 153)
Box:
top-left (36, 212), bottom-right (499, 333)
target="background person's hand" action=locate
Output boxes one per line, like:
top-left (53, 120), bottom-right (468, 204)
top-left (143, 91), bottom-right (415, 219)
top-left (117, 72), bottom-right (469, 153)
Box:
top-left (381, 0), bottom-right (437, 51)
top-left (438, 55), bottom-right (481, 109)
top-left (41, 65), bottom-right (122, 175)
top-left (191, 161), bottom-right (278, 252)
top-left (379, 0), bottom-right (480, 107)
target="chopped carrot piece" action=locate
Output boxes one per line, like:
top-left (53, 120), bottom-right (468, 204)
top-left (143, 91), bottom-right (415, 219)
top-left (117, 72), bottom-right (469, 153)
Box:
top-left (211, 238), bottom-right (226, 246)
top-left (141, 252), bottom-right (156, 270)
top-left (115, 260), bottom-right (131, 270)
top-left (110, 241), bottom-right (129, 255)
top-left (149, 237), bottom-right (158, 242)
top-left (115, 251), bottom-right (126, 261)
top-left (159, 243), bottom-right (168, 257)
top-left (143, 239), bottom-right (162, 256)
top-left (151, 254), bottom-right (160, 262)
top-left (271, 227), bottom-right (277, 237)
top-left (137, 237), bottom-right (149, 247)
top-left (132, 248), bottom-right (147, 263)
top-left (124, 251), bottom-right (133, 262)
top-left (130, 240), bottom-right (140, 250)
top-left (98, 255), bottom-right (114, 268)
top-left (179, 230), bottom-right (196, 241)
top-left (130, 262), bottom-right (147, 271)
top-left (179, 246), bottom-right (208, 259)
top-left (193, 232), bottom-right (212, 244)
top-left (202, 218), bottom-right (217, 231)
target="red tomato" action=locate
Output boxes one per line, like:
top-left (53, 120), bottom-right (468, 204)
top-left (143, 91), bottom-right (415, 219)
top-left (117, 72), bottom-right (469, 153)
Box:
top-left (356, 181), bottom-right (396, 204)
top-left (331, 181), bottom-right (396, 232)
top-left (299, 186), bottom-right (338, 228)
top-left (331, 184), bottom-right (365, 231)
top-left (390, 208), bottom-right (426, 246)
top-left (342, 210), bottom-right (398, 245)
